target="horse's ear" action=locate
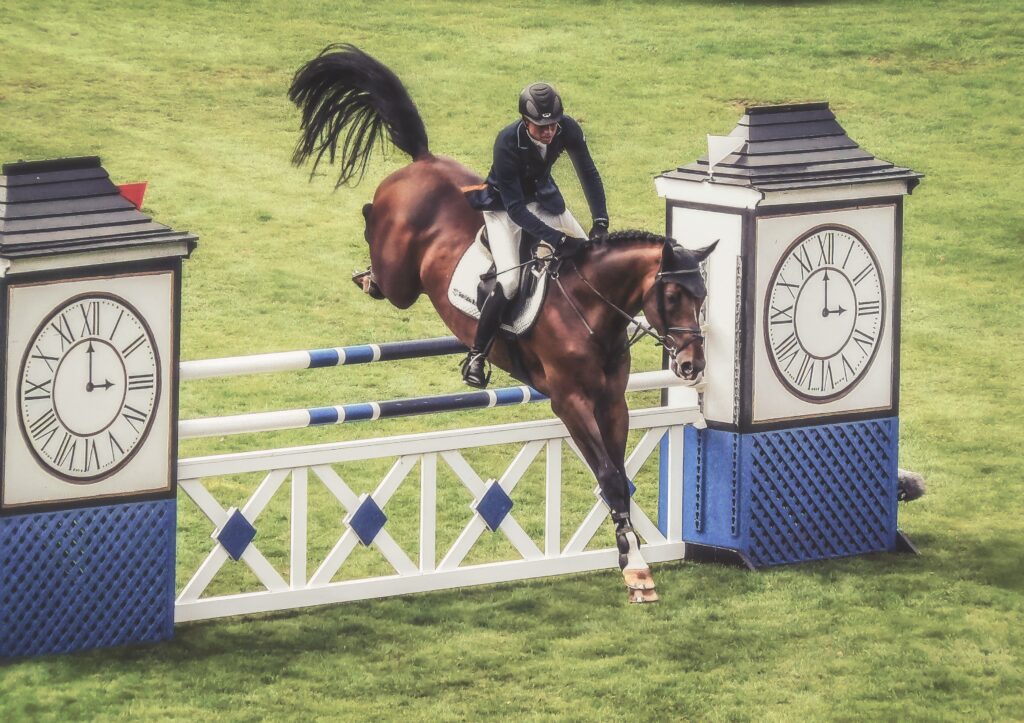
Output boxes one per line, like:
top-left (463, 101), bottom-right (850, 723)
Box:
top-left (662, 239), bottom-right (675, 266)
top-left (691, 239), bottom-right (719, 263)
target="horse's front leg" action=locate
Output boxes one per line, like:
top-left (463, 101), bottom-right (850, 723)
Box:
top-left (594, 392), bottom-right (659, 604)
top-left (549, 383), bottom-right (658, 603)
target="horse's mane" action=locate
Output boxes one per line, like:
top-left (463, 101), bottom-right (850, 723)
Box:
top-left (596, 229), bottom-right (669, 247)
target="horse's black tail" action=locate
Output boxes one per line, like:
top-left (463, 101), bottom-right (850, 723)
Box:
top-left (289, 44), bottom-right (430, 186)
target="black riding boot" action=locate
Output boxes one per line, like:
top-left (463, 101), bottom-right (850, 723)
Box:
top-left (462, 284), bottom-right (509, 388)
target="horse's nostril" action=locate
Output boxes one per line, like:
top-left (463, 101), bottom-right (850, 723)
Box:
top-left (680, 361), bottom-right (693, 375)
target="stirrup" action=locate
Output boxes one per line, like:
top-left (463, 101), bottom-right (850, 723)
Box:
top-left (461, 351), bottom-right (491, 389)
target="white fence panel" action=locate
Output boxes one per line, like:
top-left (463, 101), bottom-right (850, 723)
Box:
top-left (175, 404), bottom-right (701, 623)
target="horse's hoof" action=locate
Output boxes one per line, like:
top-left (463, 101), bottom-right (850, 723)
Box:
top-left (623, 568), bottom-right (656, 590)
top-left (352, 268), bottom-right (385, 299)
top-left (627, 587), bottom-right (660, 604)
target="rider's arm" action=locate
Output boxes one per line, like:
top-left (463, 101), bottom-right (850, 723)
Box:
top-left (491, 136), bottom-right (567, 245)
top-left (562, 116), bottom-right (609, 226)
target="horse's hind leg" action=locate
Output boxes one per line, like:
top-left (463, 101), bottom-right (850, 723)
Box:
top-left (349, 203), bottom-right (385, 299)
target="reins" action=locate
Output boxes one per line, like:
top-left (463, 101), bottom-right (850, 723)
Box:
top-left (480, 241), bottom-right (706, 359)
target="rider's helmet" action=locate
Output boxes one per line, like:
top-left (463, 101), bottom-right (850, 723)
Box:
top-left (519, 82), bottom-right (563, 126)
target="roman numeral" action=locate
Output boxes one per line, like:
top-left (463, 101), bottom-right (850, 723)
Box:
top-left (842, 239), bottom-right (855, 269)
top-left (108, 431), bottom-right (125, 458)
top-left (84, 439), bottom-right (101, 472)
top-left (55, 433), bottom-right (77, 469)
top-left (858, 300), bottom-right (881, 316)
top-left (776, 275), bottom-right (799, 299)
top-left (774, 333), bottom-right (801, 369)
top-left (24, 378), bottom-right (52, 401)
top-left (852, 328), bottom-right (876, 354)
top-left (794, 245), bottom-right (814, 277)
top-left (770, 304), bottom-right (794, 325)
top-left (842, 353), bottom-right (856, 377)
top-left (853, 264), bottom-right (873, 286)
top-left (128, 373), bottom-right (155, 391)
top-left (49, 313), bottom-right (75, 349)
top-left (773, 332), bottom-right (799, 358)
top-left (30, 409), bottom-right (58, 440)
top-left (109, 309), bottom-right (125, 340)
top-left (31, 345), bottom-right (59, 373)
top-left (121, 334), bottom-right (146, 358)
top-left (795, 354), bottom-right (815, 388)
top-left (822, 359), bottom-right (836, 391)
top-left (816, 233), bottom-right (835, 265)
top-left (122, 404), bottom-right (148, 432)
top-left (78, 301), bottom-right (100, 337)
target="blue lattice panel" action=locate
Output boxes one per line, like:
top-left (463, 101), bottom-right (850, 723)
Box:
top-left (682, 418), bottom-right (899, 567)
top-left (0, 498), bottom-right (176, 659)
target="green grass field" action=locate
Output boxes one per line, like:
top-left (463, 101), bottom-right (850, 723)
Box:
top-left (2, 0), bottom-right (1023, 719)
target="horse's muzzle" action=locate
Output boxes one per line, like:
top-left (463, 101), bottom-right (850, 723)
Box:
top-left (670, 354), bottom-right (705, 383)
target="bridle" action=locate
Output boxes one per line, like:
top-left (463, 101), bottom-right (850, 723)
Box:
top-left (551, 253), bottom-right (705, 359)
top-left (653, 267), bottom-right (705, 358)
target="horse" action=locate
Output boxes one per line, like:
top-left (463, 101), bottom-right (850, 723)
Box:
top-left (289, 44), bottom-right (716, 603)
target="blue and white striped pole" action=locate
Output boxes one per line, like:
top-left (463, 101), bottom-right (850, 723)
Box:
top-left (178, 370), bottom-right (694, 439)
top-left (180, 336), bottom-right (467, 381)
top-left (179, 385), bottom-right (545, 438)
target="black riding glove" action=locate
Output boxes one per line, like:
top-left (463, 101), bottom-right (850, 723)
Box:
top-left (589, 219), bottom-right (609, 241)
top-left (555, 235), bottom-right (589, 259)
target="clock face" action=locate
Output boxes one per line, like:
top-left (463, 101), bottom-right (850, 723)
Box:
top-left (18, 294), bottom-right (161, 483)
top-left (764, 226), bottom-right (885, 402)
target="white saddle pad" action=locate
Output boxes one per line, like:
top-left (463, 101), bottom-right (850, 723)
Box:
top-left (447, 228), bottom-right (549, 336)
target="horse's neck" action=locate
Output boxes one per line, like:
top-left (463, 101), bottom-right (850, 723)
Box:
top-left (578, 242), bottom-right (660, 322)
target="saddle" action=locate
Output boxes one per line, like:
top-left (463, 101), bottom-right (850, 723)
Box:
top-left (446, 226), bottom-right (551, 336)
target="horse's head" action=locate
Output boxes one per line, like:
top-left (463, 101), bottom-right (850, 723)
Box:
top-left (643, 239), bottom-right (718, 384)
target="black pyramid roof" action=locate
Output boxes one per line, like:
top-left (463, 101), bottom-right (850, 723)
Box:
top-left (0, 156), bottom-right (197, 260)
top-left (661, 102), bottom-right (922, 193)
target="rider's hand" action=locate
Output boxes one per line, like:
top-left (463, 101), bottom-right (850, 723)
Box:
top-left (556, 235), bottom-right (589, 259)
top-left (589, 219), bottom-right (609, 241)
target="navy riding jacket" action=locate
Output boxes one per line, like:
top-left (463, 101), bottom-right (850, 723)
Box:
top-left (473, 117), bottom-right (608, 245)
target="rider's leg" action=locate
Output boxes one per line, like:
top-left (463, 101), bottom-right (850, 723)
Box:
top-left (462, 212), bottom-right (521, 388)
top-left (484, 210), bottom-right (524, 299)
top-left (530, 204), bottom-right (588, 239)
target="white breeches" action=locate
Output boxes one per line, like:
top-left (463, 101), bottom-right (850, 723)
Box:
top-left (482, 203), bottom-right (587, 299)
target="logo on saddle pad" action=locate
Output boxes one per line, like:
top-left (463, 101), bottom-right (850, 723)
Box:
top-left (447, 228), bottom-right (549, 336)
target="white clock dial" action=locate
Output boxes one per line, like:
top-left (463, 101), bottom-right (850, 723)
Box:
top-left (18, 294), bottom-right (161, 482)
top-left (765, 226), bottom-right (885, 402)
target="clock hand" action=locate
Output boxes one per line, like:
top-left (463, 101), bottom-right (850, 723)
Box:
top-left (821, 273), bottom-right (850, 317)
top-left (86, 341), bottom-right (96, 391)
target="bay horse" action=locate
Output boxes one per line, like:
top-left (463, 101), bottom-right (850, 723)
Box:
top-left (289, 44), bottom-right (716, 602)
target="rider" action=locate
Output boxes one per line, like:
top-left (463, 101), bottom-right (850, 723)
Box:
top-left (462, 81), bottom-right (610, 388)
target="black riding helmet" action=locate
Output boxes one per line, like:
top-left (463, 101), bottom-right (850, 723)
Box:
top-left (519, 82), bottom-right (563, 126)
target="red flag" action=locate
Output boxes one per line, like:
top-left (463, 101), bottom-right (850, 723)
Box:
top-left (117, 181), bottom-right (148, 209)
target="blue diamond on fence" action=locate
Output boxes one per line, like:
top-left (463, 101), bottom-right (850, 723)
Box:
top-left (215, 508), bottom-right (257, 561)
top-left (346, 495), bottom-right (388, 546)
top-left (473, 480), bottom-right (514, 532)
